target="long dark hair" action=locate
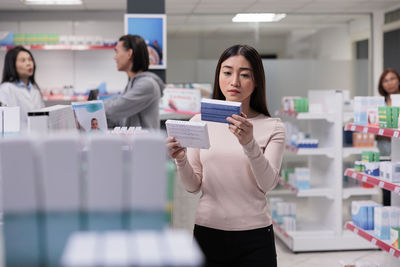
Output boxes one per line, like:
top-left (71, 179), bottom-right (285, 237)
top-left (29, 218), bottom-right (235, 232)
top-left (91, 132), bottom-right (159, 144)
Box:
top-left (212, 44), bottom-right (270, 117)
top-left (119, 34), bottom-right (149, 73)
top-left (378, 68), bottom-right (400, 102)
top-left (2, 46), bottom-right (38, 86)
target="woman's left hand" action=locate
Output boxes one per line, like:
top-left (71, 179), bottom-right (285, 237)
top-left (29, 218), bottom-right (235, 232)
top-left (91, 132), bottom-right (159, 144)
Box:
top-left (227, 112), bottom-right (253, 145)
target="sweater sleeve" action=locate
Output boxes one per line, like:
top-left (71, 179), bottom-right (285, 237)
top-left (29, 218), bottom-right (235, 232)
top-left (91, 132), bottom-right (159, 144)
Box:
top-left (104, 77), bottom-right (158, 121)
top-left (175, 147), bottom-right (203, 193)
top-left (242, 120), bottom-right (286, 194)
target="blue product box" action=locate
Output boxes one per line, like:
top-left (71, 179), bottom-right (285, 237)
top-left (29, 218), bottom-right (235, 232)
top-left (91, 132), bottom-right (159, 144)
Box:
top-left (201, 99), bottom-right (241, 123)
top-left (352, 202), bottom-right (369, 229)
top-left (0, 32), bottom-right (14, 46)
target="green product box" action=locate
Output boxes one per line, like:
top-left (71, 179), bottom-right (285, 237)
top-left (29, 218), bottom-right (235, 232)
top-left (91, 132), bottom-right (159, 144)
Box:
top-left (13, 33), bottom-right (25, 45)
top-left (362, 151), bottom-right (374, 162)
top-left (25, 33), bottom-right (35, 45)
top-left (392, 107), bottom-right (399, 129)
top-left (294, 99), bottom-right (301, 113)
top-left (354, 162), bottom-right (361, 172)
top-left (47, 33), bottom-right (59, 44)
top-left (379, 106), bottom-right (392, 128)
top-left (304, 98), bottom-right (309, 112)
top-left (374, 152), bottom-right (380, 162)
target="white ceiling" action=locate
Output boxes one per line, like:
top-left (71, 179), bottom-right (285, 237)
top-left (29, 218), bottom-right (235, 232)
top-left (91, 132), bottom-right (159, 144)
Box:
top-left (0, 0), bottom-right (399, 35)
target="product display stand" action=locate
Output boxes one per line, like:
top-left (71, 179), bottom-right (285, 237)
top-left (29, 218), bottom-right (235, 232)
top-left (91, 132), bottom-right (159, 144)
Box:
top-left (274, 91), bottom-right (377, 252)
top-left (344, 124), bottom-right (400, 266)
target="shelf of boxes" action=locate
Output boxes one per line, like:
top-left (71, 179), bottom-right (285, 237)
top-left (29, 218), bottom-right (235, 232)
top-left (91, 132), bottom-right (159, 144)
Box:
top-left (42, 94), bottom-right (88, 101)
top-left (285, 145), bottom-right (334, 158)
top-left (345, 117), bottom-right (400, 266)
top-left (274, 91), bottom-right (379, 252)
top-left (342, 187), bottom-right (379, 199)
top-left (275, 110), bottom-right (335, 122)
top-left (278, 178), bottom-right (334, 199)
top-left (344, 168), bottom-right (400, 195)
top-left (345, 123), bottom-right (400, 139)
top-left (0, 45), bottom-right (116, 51)
top-left (272, 219), bottom-right (374, 251)
top-left (345, 221), bottom-right (400, 258)
top-left (342, 146), bottom-right (379, 158)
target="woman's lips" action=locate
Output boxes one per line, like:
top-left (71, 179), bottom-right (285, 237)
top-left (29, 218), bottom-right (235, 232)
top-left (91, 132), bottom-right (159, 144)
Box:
top-left (228, 89), bottom-right (240, 94)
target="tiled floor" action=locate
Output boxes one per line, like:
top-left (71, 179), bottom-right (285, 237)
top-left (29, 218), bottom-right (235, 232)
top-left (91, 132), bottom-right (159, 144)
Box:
top-left (172, 178), bottom-right (395, 267)
top-left (275, 238), bottom-right (390, 267)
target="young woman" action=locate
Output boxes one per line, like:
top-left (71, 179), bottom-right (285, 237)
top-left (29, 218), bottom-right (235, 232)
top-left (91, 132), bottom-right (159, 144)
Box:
top-left (377, 68), bottom-right (400, 206)
top-left (0, 46), bottom-right (44, 127)
top-left (104, 34), bottom-right (164, 129)
top-left (378, 68), bottom-right (400, 106)
top-left (167, 44), bottom-right (285, 267)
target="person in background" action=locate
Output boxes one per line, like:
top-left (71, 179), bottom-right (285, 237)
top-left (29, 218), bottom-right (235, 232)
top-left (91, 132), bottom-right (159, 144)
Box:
top-left (377, 68), bottom-right (400, 206)
top-left (0, 46), bottom-right (45, 127)
top-left (166, 44), bottom-right (285, 267)
top-left (104, 34), bottom-right (164, 129)
top-left (378, 68), bottom-right (400, 106)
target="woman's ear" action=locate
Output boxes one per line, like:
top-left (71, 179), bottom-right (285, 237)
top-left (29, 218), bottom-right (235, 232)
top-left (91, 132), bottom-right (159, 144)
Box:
top-left (128, 48), bottom-right (133, 60)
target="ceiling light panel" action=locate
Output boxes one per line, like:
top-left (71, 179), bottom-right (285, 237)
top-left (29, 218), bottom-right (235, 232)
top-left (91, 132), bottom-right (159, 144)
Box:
top-left (23, 0), bottom-right (83, 5)
top-left (232, 13), bottom-right (286, 22)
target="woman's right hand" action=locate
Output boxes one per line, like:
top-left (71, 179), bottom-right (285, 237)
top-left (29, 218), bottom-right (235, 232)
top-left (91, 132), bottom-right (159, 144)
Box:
top-left (166, 136), bottom-right (186, 160)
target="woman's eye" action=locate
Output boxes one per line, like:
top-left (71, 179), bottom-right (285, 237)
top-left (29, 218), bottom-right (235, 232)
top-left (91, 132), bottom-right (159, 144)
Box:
top-left (241, 73), bottom-right (250, 78)
top-left (223, 72), bottom-right (231, 75)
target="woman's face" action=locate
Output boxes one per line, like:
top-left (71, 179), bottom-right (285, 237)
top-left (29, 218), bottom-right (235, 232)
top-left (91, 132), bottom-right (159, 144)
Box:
top-left (15, 51), bottom-right (34, 80)
top-left (218, 55), bottom-right (255, 103)
top-left (114, 41), bottom-right (132, 72)
top-left (382, 72), bottom-right (400, 95)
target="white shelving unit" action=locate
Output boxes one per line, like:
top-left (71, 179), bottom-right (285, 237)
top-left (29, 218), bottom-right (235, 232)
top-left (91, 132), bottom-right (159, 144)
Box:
top-left (274, 91), bottom-right (377, 252)
top-left (344, 124), bottom-right (400, 266)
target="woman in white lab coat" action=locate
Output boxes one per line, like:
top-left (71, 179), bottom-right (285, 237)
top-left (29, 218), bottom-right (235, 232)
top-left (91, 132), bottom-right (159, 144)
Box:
top-left (0, 46), bottom-right (44, 128)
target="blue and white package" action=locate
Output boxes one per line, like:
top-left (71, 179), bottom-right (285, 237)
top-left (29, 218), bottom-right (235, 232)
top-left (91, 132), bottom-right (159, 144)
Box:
top-left (201, 99), bottom-right (241, 123)
top-left (374, 206), bottom-right (391, 240)
top-left (352, 202), bottom-right (369, 229)
top-left (364, 162), bottom-right (379, 177)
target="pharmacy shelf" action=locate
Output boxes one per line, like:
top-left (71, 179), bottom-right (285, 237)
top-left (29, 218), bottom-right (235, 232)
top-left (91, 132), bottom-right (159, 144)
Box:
top-left (342, 187), bottom-right (379, 199)
top-left (159, 110), bottom-right (194, 121)
top-left (278, 178), bottom-right (334, 199)
top-left (345, 221), bottom-right (400, 258)
top-left (343, 111), bottom-right (353, 124)
top-left (344, 168), bottom-right (400, 195)
top-left (342, 146), bottom-right (379, 158)
top-left (43, 94), bottom-right (87, 101)
top-left (275, 110), bottom-right (334, 122)
top-left (285, 145), bottom-right (334, 158)
top-left (345, 123), bottom-right (400, 139)
top-left (0, 45), bottom-right (116, 51)
top-left (272, 219), bottom-right (375, 252)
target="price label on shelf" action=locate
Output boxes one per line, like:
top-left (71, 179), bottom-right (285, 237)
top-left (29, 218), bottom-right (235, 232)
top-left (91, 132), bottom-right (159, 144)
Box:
top-left (363, 127), bottom-right (368, 133)
top-left (351, 125), bottom-right (356, 131)
top-left (352, 172), bottom-right (357, 178)
top-left (394, 131), bottom-right (399, 138)
top-left (379, 181), bottom-right (385, 188)
top-left (362, 176), bottom-right (367, 182)
top-left (354, 228), bottom-right (359, 234)
top-left (371, 238), bottom-right (377, 245)
top-left (378, 129), bottom-right (384, 135)
top-left (395, 187), bottom-right (400, 194)
top-left (389, 248), bottom-right (395, 256)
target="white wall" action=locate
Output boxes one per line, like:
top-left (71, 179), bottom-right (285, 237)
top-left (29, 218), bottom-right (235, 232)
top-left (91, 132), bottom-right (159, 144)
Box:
top-left (0, 11), bottom-right (126, 93)
top-left (166, 33), bottom-right (287, 83)
top-left (285, 26), bottom-right (352, 60)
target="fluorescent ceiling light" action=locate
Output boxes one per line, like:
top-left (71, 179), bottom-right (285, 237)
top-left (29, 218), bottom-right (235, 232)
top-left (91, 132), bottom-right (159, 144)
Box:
top-left (23, 0), bottom-right (83, 5)
top-left (232, 13), bottom-right (286, 23)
